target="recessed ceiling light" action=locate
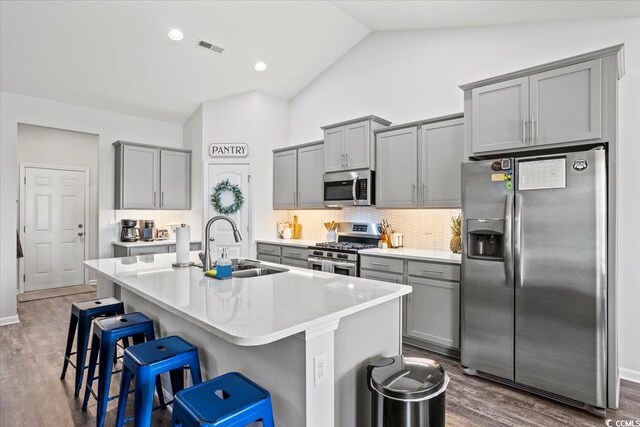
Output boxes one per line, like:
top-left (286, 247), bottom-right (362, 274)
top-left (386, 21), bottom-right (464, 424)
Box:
top-left (168, 29), bottom-right (184, 41)
top-left (254, 62), bottom-right (267, 71)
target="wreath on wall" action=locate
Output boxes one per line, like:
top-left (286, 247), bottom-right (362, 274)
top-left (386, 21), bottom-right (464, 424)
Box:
top-left (210, 179), bottom-right (244, 215)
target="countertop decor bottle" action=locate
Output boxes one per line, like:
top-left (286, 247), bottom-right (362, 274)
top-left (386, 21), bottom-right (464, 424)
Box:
top-left (292, 215), bottom-right (302, 239)
top-left (216, 248), bottom-right (233, 279)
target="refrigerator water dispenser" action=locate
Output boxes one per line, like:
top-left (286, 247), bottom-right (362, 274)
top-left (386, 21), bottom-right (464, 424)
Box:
top-left (467, 219), bottom-right (504, 260)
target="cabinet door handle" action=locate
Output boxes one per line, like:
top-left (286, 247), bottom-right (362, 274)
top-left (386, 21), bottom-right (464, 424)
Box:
top-left (153, 191), bottom-right (157, 206)
top-left (370, 262), bottom-right (390, 267)
top-left (422, 184), bottom-right (426, 205)
top-left (161, 191), bottom-right (164, 207)
top-left (522, 119), bottom-right (527, 144)
top-left (412, 184), bottom-right (416, 204)
top-left (298, 192), bottom-right (301, 206)
top-left (531, 119), bottom-right (537, 144)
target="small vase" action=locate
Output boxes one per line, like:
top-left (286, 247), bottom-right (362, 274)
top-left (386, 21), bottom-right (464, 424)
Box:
top-left (327, 230), bottom-right (337, 242)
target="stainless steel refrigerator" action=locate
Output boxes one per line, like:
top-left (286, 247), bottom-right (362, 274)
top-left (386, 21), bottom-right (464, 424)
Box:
top-left (461, 147), bottom-right (607, 412)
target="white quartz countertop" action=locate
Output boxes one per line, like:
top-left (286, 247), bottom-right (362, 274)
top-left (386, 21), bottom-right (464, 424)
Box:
top-left (84, 252), bottom-right (411, 347)
top-left (256, 238), bottom-right (319, 248)
top-left (359, 248), bottom-right (462, 264)
top-left (113, 239), bottom-right (201, 248)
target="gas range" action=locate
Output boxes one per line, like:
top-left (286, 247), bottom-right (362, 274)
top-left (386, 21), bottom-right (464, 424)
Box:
top-left (307, 222), bottom-right (381, 276)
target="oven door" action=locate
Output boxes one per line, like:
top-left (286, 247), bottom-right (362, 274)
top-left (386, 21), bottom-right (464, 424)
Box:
top-left (308, 257), bottom-right (357, 276)
top-left (323, 169), bottom-right (373, 206)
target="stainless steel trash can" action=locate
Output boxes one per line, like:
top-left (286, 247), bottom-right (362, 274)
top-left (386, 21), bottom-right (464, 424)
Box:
top-left (367, 355), bottom-right (449, 427)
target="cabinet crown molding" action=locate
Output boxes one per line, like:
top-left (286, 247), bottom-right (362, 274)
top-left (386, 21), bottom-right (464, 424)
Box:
top-left (459, 44), bottom-right (624, 91)
top-left (320, 115), bottom-right (392, 130)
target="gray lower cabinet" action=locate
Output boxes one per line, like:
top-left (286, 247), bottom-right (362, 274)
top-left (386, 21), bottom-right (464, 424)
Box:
top-left (256, 242), bottom-right (310, 269)
top-left (375, 114), bottom-right (464, 208)
top-left (273, 141), bottom-right (323, 210)
top-left (360, 254), bottom-right (461, 356)
top-left (114, 141), bottom-right (191, 210)
top-left (375, 127), bottom-right (419, 207)
top-left (113, 241), bottom-right (201, 257)
top-left (405, 276), bottom-right (460, 350)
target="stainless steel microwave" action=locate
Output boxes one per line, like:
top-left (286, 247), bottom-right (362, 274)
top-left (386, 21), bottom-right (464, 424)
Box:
top-left (323, 169), bottom-right (375, 206)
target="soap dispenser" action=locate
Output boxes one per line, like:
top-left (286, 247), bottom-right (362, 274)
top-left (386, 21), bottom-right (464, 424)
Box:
top-left (216, 248), bottom-right (233, 279)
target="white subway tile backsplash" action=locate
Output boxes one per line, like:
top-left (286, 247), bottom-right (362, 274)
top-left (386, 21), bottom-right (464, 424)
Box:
top-left (287, 207), bottom-right (461, 252)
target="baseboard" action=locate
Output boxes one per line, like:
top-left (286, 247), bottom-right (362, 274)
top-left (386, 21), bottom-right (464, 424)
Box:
top-left (620, 367), bottom-right (640, 384)
top-left (0, 315), bottom-right (20, 326)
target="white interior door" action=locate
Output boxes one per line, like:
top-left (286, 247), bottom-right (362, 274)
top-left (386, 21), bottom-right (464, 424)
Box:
top-left (24, 167), bottom-right (86, 291)
top-left (206, 163), bottom-right (251, 259)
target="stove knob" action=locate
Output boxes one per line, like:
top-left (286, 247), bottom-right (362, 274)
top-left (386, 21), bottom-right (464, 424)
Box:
top-left (337, 254), bottom-right (347, 259)
top-left (313, 251), bottom-right (323, 256)
top-left (327, 253), bottom-right (333, 258)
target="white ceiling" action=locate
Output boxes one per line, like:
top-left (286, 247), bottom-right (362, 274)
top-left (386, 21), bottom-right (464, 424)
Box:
top-left (2, 1), bottom-right (639, 124)
top-left (331, 1), bottom-right (640, 31)
top-left (0, 1), bottom-right (369, 123)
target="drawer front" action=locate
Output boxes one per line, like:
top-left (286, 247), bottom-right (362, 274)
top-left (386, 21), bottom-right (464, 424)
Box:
top-left (257, 243), bottom-right (282, 256)
top-left (281, 246), bottom-right (307, 260)
top-left (256, 254), bottom-right (281, 264)
top-left (130, 245), bottom-right (169, 256)
top-left (281, 257), bottom-right (309, 269)
top-left (360, 269), bottom-right (404, 284)
top-left (360, 255), bottom-right (404, 274)
top-left (408, 260), bottom-right (460, 281)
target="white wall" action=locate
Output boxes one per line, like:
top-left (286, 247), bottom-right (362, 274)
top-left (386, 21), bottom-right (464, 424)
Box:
top-left (17, 124), bottom-right (100, 283)
top-left (0, 91), bottom-right (182, 324)
top-left (287, 19), bottom-right (640, 379)
top-left (200, 91), bottom-right (290, 248)
top-left (183, 104), bottom-right (204, 239)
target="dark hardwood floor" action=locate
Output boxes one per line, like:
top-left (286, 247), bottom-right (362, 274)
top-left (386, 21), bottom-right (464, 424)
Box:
top-left (1, 292), bottom-right (638, 426)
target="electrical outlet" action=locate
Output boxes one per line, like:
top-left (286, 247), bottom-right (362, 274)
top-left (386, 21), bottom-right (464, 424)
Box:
top-left (314, 352), bottom-right (328, 386)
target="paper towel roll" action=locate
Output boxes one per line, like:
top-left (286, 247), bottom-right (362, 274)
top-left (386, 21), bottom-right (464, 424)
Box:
top-left (175, 224), bottom-right (190, 265)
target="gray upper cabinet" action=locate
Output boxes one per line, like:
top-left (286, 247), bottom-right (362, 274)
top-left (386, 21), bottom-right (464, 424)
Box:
top-left (420, 118), bottom-right (464, 207)
top-left (375, 114), bottom-right (464, 209)
top-left (114, 141), bottom-right (191, 210)
top-left (463, 47), bottom-right (619, 157)
top-left (273, 149), bottom-right (298, 209)
top-left (117, 144), bottom-right (160, 209)
top-left (471, 76), bottom-right (529, 154)
top-left (273, 141), bottom-right (324, 210)
top-left (323, 127), bottom-right (344, 172)
top-left (529, 59), bottom-right (601, 146)
top-left (322, 116), bottom-right (391, 173)
top-left (160, 150), bottom-right (191, 209)
top-left (297, 144), bottom-right (324, 208)
top-left (376, 126), bottom-right (419, 207)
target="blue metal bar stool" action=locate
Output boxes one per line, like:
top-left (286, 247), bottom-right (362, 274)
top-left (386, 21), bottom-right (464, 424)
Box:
top-left (82, 312), bottom-right (161, 427)
top-left (60, 297), bottom-right (125, 396)
top-left (115, 335), bottom-right (203, 427)
top-left (170, 372), bottom-right (274, 427)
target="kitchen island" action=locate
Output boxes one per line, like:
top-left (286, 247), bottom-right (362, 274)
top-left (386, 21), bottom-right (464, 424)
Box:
top-left (85, 252), bottom-right (411, 426)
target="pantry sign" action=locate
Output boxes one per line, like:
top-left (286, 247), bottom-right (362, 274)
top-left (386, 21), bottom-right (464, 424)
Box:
top-left (209, 143), bottom-right (248, 158)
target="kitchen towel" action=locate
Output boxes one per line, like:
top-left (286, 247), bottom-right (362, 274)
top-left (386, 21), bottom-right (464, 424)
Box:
top-left (175, 224), bottom-right (190, 265)
top-left (321, 260), bottom-right (334, 273)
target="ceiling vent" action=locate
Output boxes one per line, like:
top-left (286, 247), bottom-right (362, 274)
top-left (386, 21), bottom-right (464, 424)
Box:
top-left (196, 39), bottom-right (224, 54)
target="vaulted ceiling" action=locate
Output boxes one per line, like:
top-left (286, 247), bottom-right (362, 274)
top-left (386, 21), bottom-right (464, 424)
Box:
top-left (2, 1), bottom-right (638, 123)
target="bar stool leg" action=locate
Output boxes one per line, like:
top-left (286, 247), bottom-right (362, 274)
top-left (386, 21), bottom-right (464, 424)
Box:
top-left (261, 397), bottom-right (276, 427)
top-left (81, 334), bottom-right (101, 411)
top-left (134, 369), bottom-right (155, 427)
top-left (74, 313), bottom-right (91, 396)
top-left (115, 365), bottom-right (133, 427)
top-left (60, 313), bottom-right (78, 381)
top-left (169, 369), bottom-right (184, 396)
top-left (96, 336), bottom-right (117, 427)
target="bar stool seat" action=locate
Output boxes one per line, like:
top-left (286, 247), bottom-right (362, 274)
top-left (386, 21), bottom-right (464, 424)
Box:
top-left (171, 372), bottom-right (274, 427)
top-left (116, 335), bottom-right (203, 427)
top-left (60, 297), bottom-right (125, 396)
top-left (82, 312), bottom-right (159, 427)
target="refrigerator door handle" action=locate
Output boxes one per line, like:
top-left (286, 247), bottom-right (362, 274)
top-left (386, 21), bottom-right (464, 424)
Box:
top-left (514, 193), bottom-right (523, 288)
top-left (504, 194), bottom-right (514, 287)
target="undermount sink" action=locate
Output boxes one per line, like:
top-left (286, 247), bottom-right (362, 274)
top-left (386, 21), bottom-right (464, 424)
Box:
top-left (232, 266), bottom-right (288, 278)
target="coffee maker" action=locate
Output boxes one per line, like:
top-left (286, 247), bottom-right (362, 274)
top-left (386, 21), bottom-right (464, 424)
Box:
top-left (120, 219), bottom-right (140, 242)
top-left (140, 219), bottom-right (156, 242)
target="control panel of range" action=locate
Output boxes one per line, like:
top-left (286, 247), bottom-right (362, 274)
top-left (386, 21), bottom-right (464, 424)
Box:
top-left (307, 250), bottom-right (358, 262)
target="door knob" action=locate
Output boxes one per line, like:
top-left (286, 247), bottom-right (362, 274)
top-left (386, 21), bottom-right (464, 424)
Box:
top-left (78, 224), bottom-right (83, 229)
top-left (78, 232), bottom-right (85, 237)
